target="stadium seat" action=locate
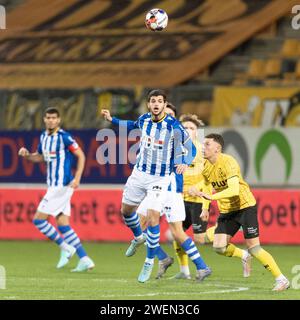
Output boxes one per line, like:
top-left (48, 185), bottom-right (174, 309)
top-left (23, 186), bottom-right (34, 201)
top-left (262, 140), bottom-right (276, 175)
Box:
top-left (281, 39), bottom-right (300, 57)
top-left (248, 59), bottom-right (265, 79)
top-left (264, 59), bottom-right (281, 78)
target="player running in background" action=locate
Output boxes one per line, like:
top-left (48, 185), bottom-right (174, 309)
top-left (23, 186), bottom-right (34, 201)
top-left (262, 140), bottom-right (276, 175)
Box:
top-left (18, 107), bottom-right (95, 272)
top-left (101, 90), bottom-right (210, 283)
top-left (176, 115), bottom-right (251, 279)
top-left (193, 133), bottom-right (289, 291)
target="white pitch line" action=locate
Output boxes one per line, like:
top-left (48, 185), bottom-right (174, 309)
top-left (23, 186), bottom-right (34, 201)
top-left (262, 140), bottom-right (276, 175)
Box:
top-left (2, 277), bottom-right (249, 297)
top-left (99, 286), bottom-right (249, 298)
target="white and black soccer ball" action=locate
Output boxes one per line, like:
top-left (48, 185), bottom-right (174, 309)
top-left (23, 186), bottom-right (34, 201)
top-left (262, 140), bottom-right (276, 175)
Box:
top-left (145, 8), bottom-right (168, 31)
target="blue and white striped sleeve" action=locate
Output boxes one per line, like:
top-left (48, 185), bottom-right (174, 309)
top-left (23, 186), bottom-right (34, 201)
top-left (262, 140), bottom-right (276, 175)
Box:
top-left (173, 122), bottom-right (196, 166)
top-left (111, 117), bottom-right (140, 130)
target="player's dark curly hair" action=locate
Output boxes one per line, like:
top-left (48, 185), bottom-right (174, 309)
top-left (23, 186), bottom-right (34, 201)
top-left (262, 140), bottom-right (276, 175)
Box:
top-left (147, 89), bottom-right (167, 102)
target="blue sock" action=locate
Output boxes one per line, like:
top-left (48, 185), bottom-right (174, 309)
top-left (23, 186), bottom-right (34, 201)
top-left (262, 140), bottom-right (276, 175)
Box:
top-left (33, 219), bottom-right (63, 245)
top-left (123, 212), bottom-right (142, 238)
top-left (58, 225), bottom-right (87, 259)
top-left (181, 237), bottom-right (207, 270)
top-left (145, 226), bottom-right (168, 261)
top-left (146, 225), bottom-right (160, 261)
top-left (156, 246), bottom-right (168, 261)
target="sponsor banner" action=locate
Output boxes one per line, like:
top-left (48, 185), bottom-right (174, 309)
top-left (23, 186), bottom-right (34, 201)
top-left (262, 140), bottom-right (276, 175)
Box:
top-left (1, 127), bottom-right (299, 186)
top-left (0, 188), bottom-right (170, 242)
top-left (205, 127), bottom-right (300, 186)
top-left (0, 129), bottom-right (136, 184)
top-left (0, 188), bottom-right (299, 244)
top-left (212, 87), bottom-right (300, 127)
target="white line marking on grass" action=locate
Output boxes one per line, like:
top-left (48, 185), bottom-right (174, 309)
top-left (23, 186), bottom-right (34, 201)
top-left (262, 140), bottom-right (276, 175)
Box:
top-left (4, 277), bottom-right (250, 298)
top-left (99, 286), bottom-right (249, 298)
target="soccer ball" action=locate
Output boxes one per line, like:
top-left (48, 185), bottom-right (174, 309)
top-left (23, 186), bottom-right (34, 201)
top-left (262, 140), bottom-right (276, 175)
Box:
top-left (145, 8), bottom-right (168, 31)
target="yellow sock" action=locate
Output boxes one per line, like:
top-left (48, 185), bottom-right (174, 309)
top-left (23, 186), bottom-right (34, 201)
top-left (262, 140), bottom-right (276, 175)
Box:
top-left (224, 243), bottom-right (244, 258)
top-left (249, 246), bottom-right (282, 278)
top-left (205, 226), bottom-right (216, 243)
top-left (173, 241), bottom-right (189, 267)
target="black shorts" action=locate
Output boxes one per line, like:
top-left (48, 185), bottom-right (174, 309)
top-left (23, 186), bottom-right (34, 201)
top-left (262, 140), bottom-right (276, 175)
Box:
top-left (215, 205), bottom-right (259, 239)
top-left (183, 201), bottom-right (208, 234)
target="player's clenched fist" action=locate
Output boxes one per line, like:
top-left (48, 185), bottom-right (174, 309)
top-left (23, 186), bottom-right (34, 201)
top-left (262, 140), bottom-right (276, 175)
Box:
top-left (101, 109), bottom-right (112, 122)
top-left (18, 147), bottom-right (30, 157)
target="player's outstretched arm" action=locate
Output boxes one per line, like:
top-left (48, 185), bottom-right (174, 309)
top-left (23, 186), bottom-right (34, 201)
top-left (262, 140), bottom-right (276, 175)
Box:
top-left (101, 109), bottom-right (137, 130)
top-left (210, 176), bottom-right (239, 200)
top-left (18, 147), bottom-right (44, 162)
top-left (69, 147), bottom-right (85, 189)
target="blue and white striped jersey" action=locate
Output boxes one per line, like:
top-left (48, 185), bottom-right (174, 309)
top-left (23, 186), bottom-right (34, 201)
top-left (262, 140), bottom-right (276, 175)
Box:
top-left (168, 172), bottom-right (183, 193)
top-left (112, 113), bottom-right (195, 177)
top-left (37, 129), bottom-right (79, 187)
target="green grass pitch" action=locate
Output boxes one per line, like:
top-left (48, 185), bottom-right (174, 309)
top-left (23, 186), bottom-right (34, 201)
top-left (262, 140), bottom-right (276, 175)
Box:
top-left (0, 241), bottom-right (299, 300)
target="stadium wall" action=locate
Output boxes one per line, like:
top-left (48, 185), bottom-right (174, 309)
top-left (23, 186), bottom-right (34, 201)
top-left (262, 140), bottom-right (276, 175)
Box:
top-left (0, 187), bottom-right (299, 244)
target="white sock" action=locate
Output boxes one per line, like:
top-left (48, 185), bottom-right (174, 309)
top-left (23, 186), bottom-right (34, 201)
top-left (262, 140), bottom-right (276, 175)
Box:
top-left (180, 265), bottom-right (190, 275)
top-left (242, 249), bottom-right (249, 260)
top-left (276, 274), bottom-right (286, 281)
top-left (136, 234), bottom-right (144, 242)
top-left (59, 241), bottom-right (72, 251)
top-left (145, 258), bottom-right (154, 265)
top-left (80, 256), bottom-right (89, 262)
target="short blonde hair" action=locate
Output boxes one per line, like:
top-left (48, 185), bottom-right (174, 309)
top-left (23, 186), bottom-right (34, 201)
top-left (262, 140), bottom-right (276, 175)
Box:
top-left (179, 114), bottom-right (204, 128)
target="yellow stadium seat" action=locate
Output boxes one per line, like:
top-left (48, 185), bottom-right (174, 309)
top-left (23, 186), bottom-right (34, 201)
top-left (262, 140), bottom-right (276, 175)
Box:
top-left (264, 59), bottom-right (281, 78)
top-left (281, 39), bottom-right (300, 57)
top-left (248, 59), bottom-right (265, 79)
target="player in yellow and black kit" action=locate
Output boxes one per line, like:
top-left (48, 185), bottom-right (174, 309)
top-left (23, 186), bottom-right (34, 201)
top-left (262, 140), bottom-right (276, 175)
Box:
top-left (194, 133), bottom-right (290, 291)
top-left (174, 115), bottom-right (251, 280)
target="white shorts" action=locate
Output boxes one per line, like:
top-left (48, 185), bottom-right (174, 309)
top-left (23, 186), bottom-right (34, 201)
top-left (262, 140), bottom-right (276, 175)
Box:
top-left (137, 191), bottom-right (186, 223)
top-left (37, 186), bottom-right (74, 217)
top-left (122, 167), bottom-right (170, 212)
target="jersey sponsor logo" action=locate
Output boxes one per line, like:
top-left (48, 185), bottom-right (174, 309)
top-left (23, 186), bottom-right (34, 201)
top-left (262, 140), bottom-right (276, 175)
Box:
top-left (43, 151), bottom-right (57, 162)
top-left (212, 180), bottom-right (227, 189)
top-left (145, 136), bottom-right (164, 150)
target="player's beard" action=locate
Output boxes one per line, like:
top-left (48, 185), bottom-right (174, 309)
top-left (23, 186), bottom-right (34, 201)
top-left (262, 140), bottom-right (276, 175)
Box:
top-left (151, 107), bottom-right (165, 121)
